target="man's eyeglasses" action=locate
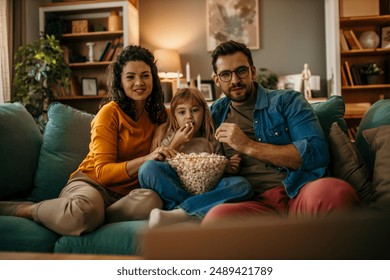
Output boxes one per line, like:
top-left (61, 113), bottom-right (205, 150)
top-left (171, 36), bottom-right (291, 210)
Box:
top-left (217, 66), bottom-right (250, 82)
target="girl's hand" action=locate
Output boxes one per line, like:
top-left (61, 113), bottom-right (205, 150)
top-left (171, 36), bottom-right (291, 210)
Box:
top-left (170, 122), bottom-right (195, 150)
top-left (225, 154), bottom-right (241, 174)
top-left (144, 147), bottom-right (177, 162)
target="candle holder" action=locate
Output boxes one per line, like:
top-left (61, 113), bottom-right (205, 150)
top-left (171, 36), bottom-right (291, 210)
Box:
top-left (86, 42), bottom-right (95, 62)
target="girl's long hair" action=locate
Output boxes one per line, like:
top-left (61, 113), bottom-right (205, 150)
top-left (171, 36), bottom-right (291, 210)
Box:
top-left (164, 88), bottom-right (215, 143)
top-left (101, 45), bottom-right (167, 124)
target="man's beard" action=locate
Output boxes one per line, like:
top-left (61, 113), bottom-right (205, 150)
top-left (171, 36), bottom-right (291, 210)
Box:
top-left (224, 84), bottom-right (251, 103)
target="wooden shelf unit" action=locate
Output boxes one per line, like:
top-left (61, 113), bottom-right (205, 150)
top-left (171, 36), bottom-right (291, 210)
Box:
top-left (39, 0), bottom-right (139, 113)
top-left (338, 7), bottom-right (390, 139)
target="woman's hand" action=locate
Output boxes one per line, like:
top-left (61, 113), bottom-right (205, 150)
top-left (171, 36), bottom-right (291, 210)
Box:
top-left (144, 147), bottom-right (177, 162)
top-left (169, 123), bottom-right (195, 150)
top-left (225, 154), bottom-right (241, 174)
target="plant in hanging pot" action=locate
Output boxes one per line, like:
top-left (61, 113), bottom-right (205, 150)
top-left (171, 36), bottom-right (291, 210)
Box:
top-left (12, 34), bottom-right (71, 131)
top-left (360, 62), bottom-right (384, 85)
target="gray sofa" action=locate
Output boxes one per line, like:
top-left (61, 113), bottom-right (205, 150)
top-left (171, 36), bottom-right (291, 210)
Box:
top-left (1, 96), bottom-right (389, 257)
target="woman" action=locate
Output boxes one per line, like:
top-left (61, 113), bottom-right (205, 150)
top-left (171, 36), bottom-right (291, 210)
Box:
top-left (0, 45), bottom-right (173, 235)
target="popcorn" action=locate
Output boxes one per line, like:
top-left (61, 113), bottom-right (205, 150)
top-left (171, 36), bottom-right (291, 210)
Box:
top-left (167, 152), bottom-right (228, 195)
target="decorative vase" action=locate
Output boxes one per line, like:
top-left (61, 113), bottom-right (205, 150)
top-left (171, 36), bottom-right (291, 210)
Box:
top-left (108, 11), bottom-right (122, 31)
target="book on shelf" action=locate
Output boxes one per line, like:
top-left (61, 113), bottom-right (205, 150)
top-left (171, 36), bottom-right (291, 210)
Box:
top-left (349, 30), bottom-right (363, 50)
top-left (70, 76), bottom-right (82, 96)
top-left (99, 41), bottom-right (111, 62)
top-left (341, 64), bottom-right (349, 86)
top-left (350, 64), bottom-right (363, 85)
top-left (342, 29), bottom-right (362, 50)
top-left (111, 36), bottom-right (124, 61)
top-left (344, 61), bottom-right (354, 86)
top-left (339, 29), bottom-right (350, 51)
top-left (104, 37), bottom-right (121, 61)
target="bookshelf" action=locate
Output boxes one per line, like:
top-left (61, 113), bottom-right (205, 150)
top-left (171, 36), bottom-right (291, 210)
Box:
top-left (39, 0), bottom-right (139, 113)
top-left (334, 1), bottom-right (390, 139)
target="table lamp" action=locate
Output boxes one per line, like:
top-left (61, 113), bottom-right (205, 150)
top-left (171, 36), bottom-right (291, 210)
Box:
top-left (153, 49), bottom-right (183, 102)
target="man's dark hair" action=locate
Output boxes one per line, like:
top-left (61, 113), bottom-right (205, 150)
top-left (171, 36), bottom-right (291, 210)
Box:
top-left (211, 40), bottom-right (254, 74)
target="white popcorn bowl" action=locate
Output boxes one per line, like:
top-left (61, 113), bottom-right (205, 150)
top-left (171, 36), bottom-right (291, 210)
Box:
top-left (167, 152), bottom-right (228, 195)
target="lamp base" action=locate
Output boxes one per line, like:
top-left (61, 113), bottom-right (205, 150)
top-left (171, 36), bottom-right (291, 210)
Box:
top-left (161, 80), bottom-right (173, 103)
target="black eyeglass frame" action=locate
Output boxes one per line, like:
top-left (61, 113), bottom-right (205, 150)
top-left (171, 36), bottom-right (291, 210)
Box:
top-left (216, 66), bottom-right (251, 82)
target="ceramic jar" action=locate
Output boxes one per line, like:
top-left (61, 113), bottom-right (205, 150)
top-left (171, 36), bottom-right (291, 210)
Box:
top-left (108, 11), bottom-right (122, 31)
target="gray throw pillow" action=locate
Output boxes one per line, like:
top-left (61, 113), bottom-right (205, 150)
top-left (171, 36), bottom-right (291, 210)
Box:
top-left (363, 125), bottom-right (390, 211)
top-left (328, 122), bottom-right (372, 204)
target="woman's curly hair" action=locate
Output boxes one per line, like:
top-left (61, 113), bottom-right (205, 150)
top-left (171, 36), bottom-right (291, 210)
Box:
top-left (101, 45), bottom-right (167, 125)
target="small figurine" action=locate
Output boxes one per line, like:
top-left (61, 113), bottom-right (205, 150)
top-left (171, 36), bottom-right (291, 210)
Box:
top-left (301, 63), bottom-right (312, 99)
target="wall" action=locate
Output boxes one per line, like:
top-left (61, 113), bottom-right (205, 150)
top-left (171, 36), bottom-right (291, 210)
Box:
top-left (29, 0), bottom-right (327, 96)
top-left (139, 0), bottom-right (327, 97)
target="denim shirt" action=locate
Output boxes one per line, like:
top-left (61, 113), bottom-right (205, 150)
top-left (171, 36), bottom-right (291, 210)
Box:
top-left (210, 83), bottom-right (329, 198)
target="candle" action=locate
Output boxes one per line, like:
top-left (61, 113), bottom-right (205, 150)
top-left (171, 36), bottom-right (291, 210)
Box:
top-left (177, 71), bottom-right (180, 89)
top-left (197, 74), bottom-right (201, 91)
top-left (186, 62), bottom-right (191, 84)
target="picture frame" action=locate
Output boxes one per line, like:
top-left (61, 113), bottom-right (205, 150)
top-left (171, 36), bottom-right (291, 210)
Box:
top-left (381, 26), bottom-right (390, 48)
top-left (206, 0), bottom-right (260, 51)
top-left (81, 78), bottom-right (98, 96)
top-left (195, 80), bottom-right (216, 101)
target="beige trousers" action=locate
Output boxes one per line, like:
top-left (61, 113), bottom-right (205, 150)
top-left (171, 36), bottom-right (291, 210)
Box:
top-left (32, 173), bottom-right (162, 236)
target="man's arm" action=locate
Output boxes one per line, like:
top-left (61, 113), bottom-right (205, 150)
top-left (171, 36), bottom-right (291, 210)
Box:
top-left (215, 122), bottom-right (302, 170)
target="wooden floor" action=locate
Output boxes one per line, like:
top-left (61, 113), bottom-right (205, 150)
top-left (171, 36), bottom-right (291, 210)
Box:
top-left (0, 252), bottom-right (143, 260)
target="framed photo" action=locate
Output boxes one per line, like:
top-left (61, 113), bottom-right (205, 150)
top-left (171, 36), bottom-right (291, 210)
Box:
top-left (81, 78), bottom-right (98, 96)
top-left (195, 80), bottom-right (216, 101)
top-left (381, 26), bottom-right (390, 48)
top-left (206, 0), bottom-right (260, 51)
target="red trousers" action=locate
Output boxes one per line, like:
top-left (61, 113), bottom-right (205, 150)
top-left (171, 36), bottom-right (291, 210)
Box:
top-left (202, 178), bottom-right (359, 225)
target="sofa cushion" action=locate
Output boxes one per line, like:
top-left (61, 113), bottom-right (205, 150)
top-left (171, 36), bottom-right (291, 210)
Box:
top-left (363, 125), bottom-right (390, 211)
top-left (311, 95), bottom-right (348, 138)
top-left (0, 216), bottom-right (59, 253)
top-left (327, 122), bottom-right (372, 204)
top-left (54, 220), bottom-right (147, 255)
top-left (28, 102), bottom-right (94, 202)
top-left (0, 103), bottom-right (42, 199)
top-left (355, 99), bottom-right (390, 173)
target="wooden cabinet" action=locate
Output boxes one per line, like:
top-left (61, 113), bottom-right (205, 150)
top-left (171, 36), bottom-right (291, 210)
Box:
top-left (39, 0), bottom-right (139, 113)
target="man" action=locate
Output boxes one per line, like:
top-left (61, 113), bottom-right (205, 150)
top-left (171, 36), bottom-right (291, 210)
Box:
top-left (203, 40), bottom-right (359, 224)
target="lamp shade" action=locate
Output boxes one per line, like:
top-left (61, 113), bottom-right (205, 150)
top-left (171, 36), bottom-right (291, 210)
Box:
top-left (154, 49), bottom-right (183, 79)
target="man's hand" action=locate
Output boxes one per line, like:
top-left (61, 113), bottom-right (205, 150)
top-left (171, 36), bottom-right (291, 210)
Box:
top-left (215, 123), bottom-right (250, 153)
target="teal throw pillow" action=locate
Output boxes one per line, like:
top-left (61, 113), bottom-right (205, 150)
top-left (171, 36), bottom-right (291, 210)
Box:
top-left (29, 102), bottom-right (94, 202)
top-left (0, 103), bottom-right (42, 199)
top-left (311, 95), bottom-right (348, 138)
top-left (355, 99), bottom-right (390, 173)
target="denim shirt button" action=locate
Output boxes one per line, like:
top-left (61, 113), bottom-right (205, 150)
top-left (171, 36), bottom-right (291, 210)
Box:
top-left (275, 132), bottom-right (279, 136)
top-left (285, 127), bottom-right (289, 131)
top-left (258, 138), bottom-right (261, 142)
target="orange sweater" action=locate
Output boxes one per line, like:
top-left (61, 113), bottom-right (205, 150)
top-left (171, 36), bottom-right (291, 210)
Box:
top-left (70, 101), bottom-right (158, 196)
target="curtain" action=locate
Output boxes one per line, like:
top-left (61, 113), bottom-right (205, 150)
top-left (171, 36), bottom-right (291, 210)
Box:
top-left (0, 0), bottom-right (11, 103)
top-left (0, 0), bottom-right (26, 103)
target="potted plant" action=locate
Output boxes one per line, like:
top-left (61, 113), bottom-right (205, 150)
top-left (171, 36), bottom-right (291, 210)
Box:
top-left (255, 68), bottom-right (278, 89)
top-left (12, 34), bottom-right (71, 131)
top-left (360, 62), bottom-right (384, 85)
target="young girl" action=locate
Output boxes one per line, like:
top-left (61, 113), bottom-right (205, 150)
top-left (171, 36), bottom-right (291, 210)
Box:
top-left (138, 88), bottom-right (253, 229)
